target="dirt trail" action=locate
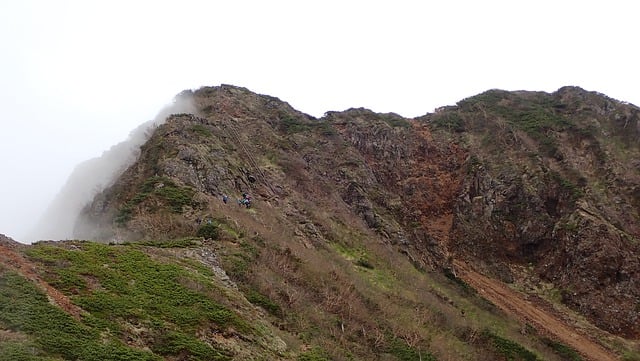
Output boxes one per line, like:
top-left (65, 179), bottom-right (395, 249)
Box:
top-left (453, 260), bottom-right (619, 361)
top-left (0, 241), bottom-right (84, 321)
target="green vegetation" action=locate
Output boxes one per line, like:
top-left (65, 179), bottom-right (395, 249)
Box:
top-left (136, 237), bottom-right (201, 248)
top-left (512, 104), bottom-right (571, 135)
top-left (190, 124), bottom-right (213, 138)
top-left (220, 239), bottom-right (260, 280)
top-left (355, 256), bottom-right (374, 269)
top-left (116, 176), bottom-right (197, 224)
top-left (141, 133), bottom-right (166, 175)
top-left (0, 340), bottom-right (56, 361)
top-left (281, 115), bottom-right (312, 134)
top-left (381, 114), bottom-right (412, 128)
top-left (279, 115), bottom-right (335, 136)
top-left (457, 89), bottom-right (510, 109)
top-left (0, 341), bottom-right (65, 361)
top-left (201, 104), bottom-right (215, 114)
top-left (244, 288), bottom-right (282, 317)
top-left (23, 242), bottom-right (248, 360)
top-left (431, 112), bottom-right (465, 132)
top-left (389, 338), bottom-right (436, 361)
top-left (115, 207), bottom-right (133, 225)
top-left (483, 329), bottom-right (540, 361)
top-left (543, 338), bottom-right (583, 361)
top-left (549, 171), bottom-right (584, 200)
top-left (465, 154), bottom-right (483, 174)
top-left (297, 347), bottom-right (331, 361)
top-left (444, 268), bottom-right (476, 296)
top-left (316, 121), bottom-right (337, 136)
top-left (456, 90), bottom-right (576, 158)
top-left (332, 241), bottom-right (375, 269)
top-left (151, 331), bottom-right (230, 360)
top-left (331, 241), bottom-right (362, 261)
top-left (623, 350), bottom-right (640, 361)
top-left (0, 270), bottom-right (159, 361)
top-left (197, 221), bottom-right (220, 240)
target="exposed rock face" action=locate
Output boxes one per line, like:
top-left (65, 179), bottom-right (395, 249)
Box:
top-left (74, 84), bottom-right (640, 339)
top-left (426, 87), bottom-right (640, 337)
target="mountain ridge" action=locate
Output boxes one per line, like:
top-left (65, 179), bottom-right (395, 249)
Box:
top-left (2, 84), bottom-right (639, 360)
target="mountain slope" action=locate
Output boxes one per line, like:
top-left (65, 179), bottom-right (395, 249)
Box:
top-left (423, 87), bottom-right (640, 338)
top-left (2, 85), bottom-right (639, 360)
top-left (0, 234), bottom-right (287, 360)
top-left (28, 93), bottom-right (196, 242)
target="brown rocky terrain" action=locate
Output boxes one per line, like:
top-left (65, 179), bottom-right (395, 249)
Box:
top-left (2, 84), bottom-right (639, 360)
top-left (428, 88), bottom-right (640, 338)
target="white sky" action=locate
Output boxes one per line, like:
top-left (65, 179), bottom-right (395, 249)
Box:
top-left (1, 0), bottom-right (638, 242)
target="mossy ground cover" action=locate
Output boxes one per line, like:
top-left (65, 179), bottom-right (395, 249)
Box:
top-left (279, 115), bottom-right (335, 136)
top-left (297, 347), bottom-right (331, 361)
top-left (244, 288), bottom-right (282, 317)
top-left (388, 337), bottom-right (436, 361)
top-left (218, 239), bottom-right (259, 281)
top-left (543, 338), bottom-right (583, 361)
top-left (116, 176), bottom-right (198, 224)
top-left (134, 237), bottom-right (201, 248)
top-left (22, 242), bottom-right (249, 360)
top-left (482, 329), bottom-right (540, 361)
top-left (0, 269), bottom-right (158, 361)
top-left (454, 91), bottom-right (576, 159)
top-left (0, 340), bottom-right (59, 361)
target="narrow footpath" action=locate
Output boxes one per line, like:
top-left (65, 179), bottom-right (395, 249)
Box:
top-left (454, 260), bottom-right (618, 361)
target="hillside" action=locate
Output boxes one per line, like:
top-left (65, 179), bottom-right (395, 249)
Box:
top-left (2, 85), bottom-right (639, 360)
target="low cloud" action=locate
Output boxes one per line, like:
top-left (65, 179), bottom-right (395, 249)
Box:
top-left (26, 92), bottom-right (196, 243)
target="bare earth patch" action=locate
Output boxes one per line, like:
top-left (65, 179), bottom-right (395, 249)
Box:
top-left (0, 241), bottom-right (85, 321)
top-left (454, 260), bottom-right (619, 361)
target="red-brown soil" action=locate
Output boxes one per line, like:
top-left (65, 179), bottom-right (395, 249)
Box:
top-left (454, 260), bottom-right (619, 361)
top-left (0, 240), bottom-right (84, 320)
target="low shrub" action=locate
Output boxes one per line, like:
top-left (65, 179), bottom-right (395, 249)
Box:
top-left (190, 124), bottom-right (212, 138)
top-left (543, 338), bottom-right (583, 361)
top-left (116, 176), bottom-right (197, 225)
top-left (0, 270), bottom-right (157, 361)
top-left (298, 347), bottom-right (331, 361)
top-left (197, 222), bottom-right (220, 240)
top-left (152, 331), bottom-right (230, 361)
top-left (24, 242), bottom-right (251, 359)
top-left (245, 288), bottom-right (282, 317)
top-left (482, 329), bottom-right (540, 361)
top-left (138, 238), bottom-right (200, 248)
top-left (389, 338), bottom-right (436, 361)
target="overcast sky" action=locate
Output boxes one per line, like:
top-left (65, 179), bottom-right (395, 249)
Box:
top-left (1, 0), bottom-right (638, 242)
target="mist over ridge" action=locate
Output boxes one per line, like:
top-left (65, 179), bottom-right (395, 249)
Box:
top-left (25, 93), bottom-right (196, 243)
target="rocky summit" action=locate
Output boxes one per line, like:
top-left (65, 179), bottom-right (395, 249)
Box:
top-left (1, 85), bottom-right (639, 360)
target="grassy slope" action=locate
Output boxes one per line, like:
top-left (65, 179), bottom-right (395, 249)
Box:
top-left (1, 240), bottom-right (287, 361)
top-left (1, 232), bottom-right (589, 361)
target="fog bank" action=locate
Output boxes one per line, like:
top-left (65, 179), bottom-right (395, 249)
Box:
top-left (26, 94), bottom-right (196, 243)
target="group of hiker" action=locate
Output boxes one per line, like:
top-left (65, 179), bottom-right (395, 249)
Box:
top-left (221, 192), bottom-right (251, 208)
